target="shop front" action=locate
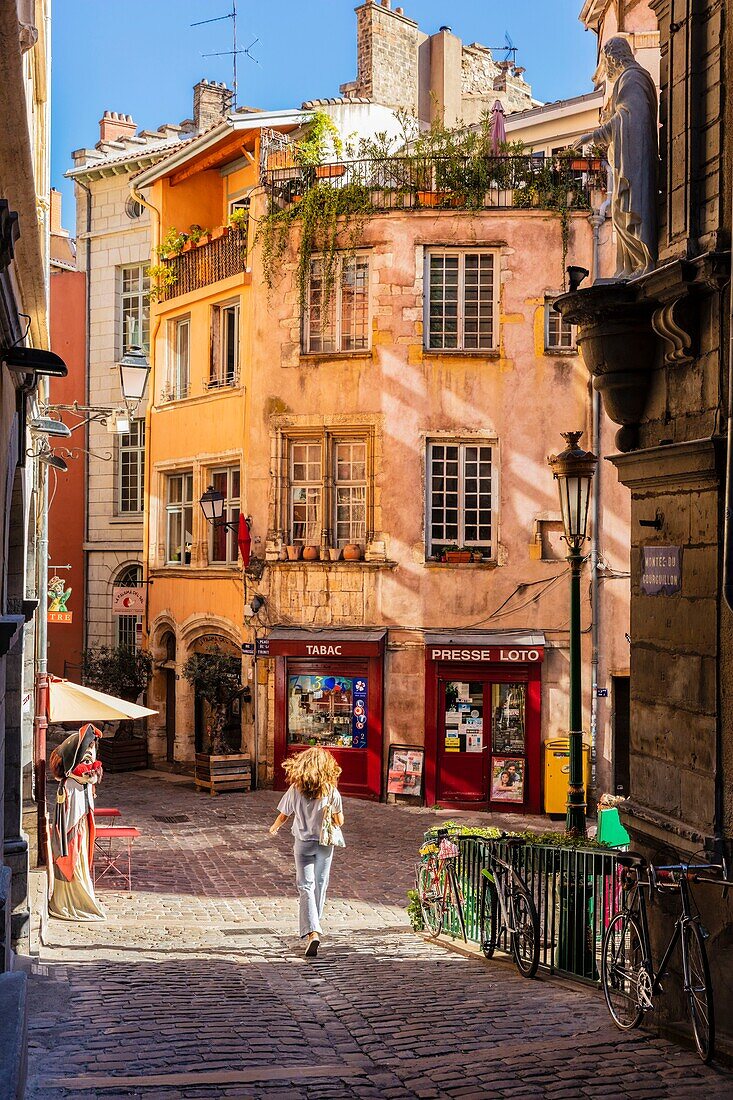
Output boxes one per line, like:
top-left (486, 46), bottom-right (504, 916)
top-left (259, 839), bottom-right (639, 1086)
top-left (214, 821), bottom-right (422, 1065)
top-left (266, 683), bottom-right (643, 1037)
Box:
top-left (424, 632), bottom-right (545, 814)
top-left (269, 628), bottom-right (386, 801)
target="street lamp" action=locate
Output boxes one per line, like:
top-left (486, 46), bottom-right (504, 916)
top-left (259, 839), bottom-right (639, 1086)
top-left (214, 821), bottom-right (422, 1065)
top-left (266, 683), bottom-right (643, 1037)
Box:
top-left (199, 485), bottom-right (230, 526)
top-left (548, 431), bottom-right (598, 835)
top-left (118, 345), bottom-right (150, 407)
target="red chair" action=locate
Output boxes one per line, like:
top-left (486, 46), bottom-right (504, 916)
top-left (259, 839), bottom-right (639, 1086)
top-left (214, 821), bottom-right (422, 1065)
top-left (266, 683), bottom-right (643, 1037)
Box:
top-left (94, 807), bottom-right (121, 822)
top-left (93, 826), bottom-right (140, 891)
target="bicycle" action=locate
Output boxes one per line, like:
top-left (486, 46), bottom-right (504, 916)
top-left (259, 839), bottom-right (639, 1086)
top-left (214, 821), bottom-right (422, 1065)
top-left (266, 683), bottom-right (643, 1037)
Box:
top-left (601, 852), bottom-right (730, 1063)
top-left (479, 836), bottom-right (540, 979)
top-left (415, 829), bottom-right (467, 942)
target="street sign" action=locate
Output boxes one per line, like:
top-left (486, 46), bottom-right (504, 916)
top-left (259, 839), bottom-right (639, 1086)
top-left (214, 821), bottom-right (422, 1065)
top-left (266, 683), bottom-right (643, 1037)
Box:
top-left (241, 642), bottom-right (255, 655)
top-left (596, 687), bottom-right (609, 697)
top-left (256, 638), bottom-right (270, 657)
top-left (640, 546), bottom-right (682, 595)
top-left (112, 586), bottom-right (145, 614)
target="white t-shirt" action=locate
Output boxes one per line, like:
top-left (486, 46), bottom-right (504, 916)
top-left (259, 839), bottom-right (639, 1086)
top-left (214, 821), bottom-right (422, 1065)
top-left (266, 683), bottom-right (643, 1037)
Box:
top-left (277, 784), bottom-right (344, 843)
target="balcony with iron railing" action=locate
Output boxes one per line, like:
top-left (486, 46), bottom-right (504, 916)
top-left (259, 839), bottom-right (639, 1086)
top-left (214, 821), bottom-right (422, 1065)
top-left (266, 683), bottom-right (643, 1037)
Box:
top-left (264, 154), bottom-right (606, 214)
top-left (160, 225), bottom-right (248, 302)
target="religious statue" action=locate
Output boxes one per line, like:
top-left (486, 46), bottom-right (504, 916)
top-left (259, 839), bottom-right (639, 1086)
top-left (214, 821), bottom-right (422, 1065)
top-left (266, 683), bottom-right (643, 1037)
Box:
top-left (578, 36), bottom-right (658, 278)
top-left (48, 724), bottom-right (105, 921)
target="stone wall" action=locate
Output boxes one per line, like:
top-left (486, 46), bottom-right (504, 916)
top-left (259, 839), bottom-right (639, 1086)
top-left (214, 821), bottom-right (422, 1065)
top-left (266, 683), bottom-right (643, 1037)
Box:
top-left (346, 1), bottom-right (421, 112)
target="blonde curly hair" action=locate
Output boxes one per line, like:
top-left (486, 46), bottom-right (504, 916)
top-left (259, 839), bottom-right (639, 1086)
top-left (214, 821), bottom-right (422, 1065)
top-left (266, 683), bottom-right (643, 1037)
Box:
top-left (283, 746), bottom-right (342, 799)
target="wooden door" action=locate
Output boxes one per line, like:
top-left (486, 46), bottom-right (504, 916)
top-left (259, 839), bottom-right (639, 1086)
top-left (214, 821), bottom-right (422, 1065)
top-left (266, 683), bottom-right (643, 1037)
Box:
top-left (165, 669), bottom-right (176, 763)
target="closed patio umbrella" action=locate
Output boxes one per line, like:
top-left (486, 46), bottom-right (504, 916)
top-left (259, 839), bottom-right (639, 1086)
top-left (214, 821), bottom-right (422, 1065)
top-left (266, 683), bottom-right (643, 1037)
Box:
top-left (491, 99), bottom-right (507, 154)
top-left (48, 677), bottom-right (157, 723)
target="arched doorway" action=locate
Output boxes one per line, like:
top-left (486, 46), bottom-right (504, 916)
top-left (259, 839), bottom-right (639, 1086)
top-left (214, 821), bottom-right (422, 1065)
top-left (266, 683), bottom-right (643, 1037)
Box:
top-left (190, 636), bottom-right (243, 755)
top-left (161, 631), bottom-right (176, 763)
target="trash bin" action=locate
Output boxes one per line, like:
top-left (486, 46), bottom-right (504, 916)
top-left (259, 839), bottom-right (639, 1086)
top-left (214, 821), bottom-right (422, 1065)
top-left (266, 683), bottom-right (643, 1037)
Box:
top-left (543, 737), bottom-right (591, 815)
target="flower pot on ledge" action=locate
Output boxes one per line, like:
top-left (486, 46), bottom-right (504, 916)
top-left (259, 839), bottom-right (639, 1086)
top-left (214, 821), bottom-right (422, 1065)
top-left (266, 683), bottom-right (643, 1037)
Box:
top-left (342, 544), bottom-right (363, 561)
top-left (315, 163), bottom-right (347, 179)
top-left (302, 545), bottom-right (320, 561)
top-left (286, 545), bottom-right (302, 561)
top-left (443, 551), bottom-right (473, 564)
top-left (328, 548), bottom-right (342, 562)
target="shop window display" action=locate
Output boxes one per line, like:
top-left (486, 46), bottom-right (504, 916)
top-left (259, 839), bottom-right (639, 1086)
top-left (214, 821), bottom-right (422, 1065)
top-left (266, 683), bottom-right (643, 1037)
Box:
top-left (288, 674), bottom-right (368, 750)
top-left (491, 683), bottom-right (526, 754)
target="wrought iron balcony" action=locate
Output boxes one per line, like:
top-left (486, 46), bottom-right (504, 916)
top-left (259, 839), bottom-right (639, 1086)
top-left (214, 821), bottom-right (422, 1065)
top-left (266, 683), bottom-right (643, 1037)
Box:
top-left (264, 155), bottom-right (605, 214)
top-left (161, 226), bottom-right (248, 302)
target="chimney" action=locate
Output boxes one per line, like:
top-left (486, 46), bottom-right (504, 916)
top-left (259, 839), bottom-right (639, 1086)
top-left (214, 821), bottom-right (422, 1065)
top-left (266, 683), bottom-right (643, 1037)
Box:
top-left (339, 2), bottom-right (419, 111)
top-left (49, 188), bottom-right (63, 235)
top-left (99, 111), bottom-right (137, 144)
top-left (193, 80), bottom-right (233, 133)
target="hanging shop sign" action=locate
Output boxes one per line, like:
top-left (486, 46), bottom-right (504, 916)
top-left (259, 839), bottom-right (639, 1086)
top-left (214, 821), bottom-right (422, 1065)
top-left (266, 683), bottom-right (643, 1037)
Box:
top-left (640, 546), bottom-right (682, 596)
top-left (48, 575), bottom-right (72, 624)
top-left (112, 586), bottom-right (145, 615)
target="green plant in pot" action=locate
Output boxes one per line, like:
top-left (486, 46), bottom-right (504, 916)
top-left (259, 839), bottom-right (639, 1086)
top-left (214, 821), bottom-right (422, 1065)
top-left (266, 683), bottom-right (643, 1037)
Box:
top-left (182, 646), bottom-right (243, 756)
top-left (82, 645), bottom-right (153, 740)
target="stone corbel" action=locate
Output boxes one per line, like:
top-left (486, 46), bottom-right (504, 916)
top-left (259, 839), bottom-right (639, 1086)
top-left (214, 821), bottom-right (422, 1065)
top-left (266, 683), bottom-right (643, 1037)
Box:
top-left (651, 295), bottom-right (694, 366)
top-left (0, 615), bottom-right (25, 656)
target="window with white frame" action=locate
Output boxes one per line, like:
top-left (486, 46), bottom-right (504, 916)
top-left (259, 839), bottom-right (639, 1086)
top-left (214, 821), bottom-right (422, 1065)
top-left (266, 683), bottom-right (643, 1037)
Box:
top-left (168, 315), bottom-right (191, 399)
top-left (545, 297), bottom-right (576, 351)
top-left (210, 301), bottom-right (239, 387)
top-left (209, 466), bottom-right (241, 564)
top-left (114, 563), bottom-right (142, 650)
top-left (427, 441), bottom-right (494, 558)
top-left (120, 264), bottom-right (150, 353)
top-left (290, 441), bottom-right (323, 545)
top-left (287, 434), bottom-right (368, 547)
top-left (165, 472), bottom-right (194, 565)
top-left (334, 441), bottom-right (367, 547)
top-left (303, 253), bottom-right (370, 354)
top-left (117, 420), bottom-right (145, 514)
top-left (426, 250), bottom-right (498, 351)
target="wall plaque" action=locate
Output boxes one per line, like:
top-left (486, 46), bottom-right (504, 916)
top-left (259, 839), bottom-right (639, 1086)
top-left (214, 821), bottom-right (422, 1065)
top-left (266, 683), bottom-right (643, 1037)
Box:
top-left (641, 546), bottom-right (682, 595)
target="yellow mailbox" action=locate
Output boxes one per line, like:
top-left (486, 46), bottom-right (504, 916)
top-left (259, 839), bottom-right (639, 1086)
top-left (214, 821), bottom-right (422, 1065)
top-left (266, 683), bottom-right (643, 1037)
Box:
top-left (543, 738), bottom-right (591, 815)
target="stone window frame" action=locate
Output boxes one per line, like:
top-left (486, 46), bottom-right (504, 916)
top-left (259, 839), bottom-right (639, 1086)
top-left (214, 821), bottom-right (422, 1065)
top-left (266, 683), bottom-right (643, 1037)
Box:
top-left (116, 418), bottom-right (145, 515)
top-left (118, 263), bottom-right (150, 356)
top-left (423, 248), bottom-right (500, 353)
top-left (270, 423), bottom-right (377, 552)
top-left (206, 464), bottom-right (241, 566)
top-left (165, 314), bottom-right (191, 401)
top-left (544, 294), bottom-right (577, 354)
top-left (302, 251), bottom-right (371, 355)
top-left (425, 436), bottom-right (499, 561)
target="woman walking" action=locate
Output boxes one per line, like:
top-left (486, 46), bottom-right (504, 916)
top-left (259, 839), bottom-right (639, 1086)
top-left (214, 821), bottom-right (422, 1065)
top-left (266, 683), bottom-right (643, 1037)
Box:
top-left (269, 746), bottom-right (344, 956)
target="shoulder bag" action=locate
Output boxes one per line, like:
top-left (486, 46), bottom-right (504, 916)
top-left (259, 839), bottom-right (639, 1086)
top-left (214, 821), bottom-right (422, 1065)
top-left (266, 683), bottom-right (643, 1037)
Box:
top-left (319, 787), bottom-right (345, 848)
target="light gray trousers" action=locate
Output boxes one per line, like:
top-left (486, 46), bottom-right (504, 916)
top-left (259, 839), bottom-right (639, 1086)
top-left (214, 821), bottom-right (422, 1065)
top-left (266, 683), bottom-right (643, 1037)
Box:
top-left (294, 839), bottom-right (334, 938)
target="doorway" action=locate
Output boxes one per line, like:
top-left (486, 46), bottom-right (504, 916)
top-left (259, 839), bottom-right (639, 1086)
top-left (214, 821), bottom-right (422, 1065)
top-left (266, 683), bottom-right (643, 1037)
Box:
top-left (437, 676), bottom-right (531, 810)
top-left (612, 675), bottom-right (630, 797)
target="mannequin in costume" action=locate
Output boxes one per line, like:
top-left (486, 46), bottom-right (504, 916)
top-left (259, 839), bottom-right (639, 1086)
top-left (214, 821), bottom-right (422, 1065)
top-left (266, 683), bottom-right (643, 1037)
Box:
top-left (48, 723), bottom-right (105, 921)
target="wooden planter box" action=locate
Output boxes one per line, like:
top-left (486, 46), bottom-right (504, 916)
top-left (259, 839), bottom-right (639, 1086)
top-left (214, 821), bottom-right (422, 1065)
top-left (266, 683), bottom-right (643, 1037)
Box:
top-left (195, 752), bottom-right (251, 796)
top-left (443, 551), bottom-right (473, 563)
top-left (98, 736), bottom-right (148, 773)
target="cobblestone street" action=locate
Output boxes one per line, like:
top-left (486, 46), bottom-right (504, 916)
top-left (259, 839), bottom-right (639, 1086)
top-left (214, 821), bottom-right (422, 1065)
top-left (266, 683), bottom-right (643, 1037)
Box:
top-left (25, 773), bottom-right (733, 1098)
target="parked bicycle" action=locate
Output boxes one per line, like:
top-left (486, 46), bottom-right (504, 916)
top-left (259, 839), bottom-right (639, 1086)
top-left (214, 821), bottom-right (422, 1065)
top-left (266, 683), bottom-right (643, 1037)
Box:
top-left (479, 836), bottom-right (540, 978)
top-left (602, 852), bottom-right (730, 1062)
top-left (416, 829), bottom-right (467, 942)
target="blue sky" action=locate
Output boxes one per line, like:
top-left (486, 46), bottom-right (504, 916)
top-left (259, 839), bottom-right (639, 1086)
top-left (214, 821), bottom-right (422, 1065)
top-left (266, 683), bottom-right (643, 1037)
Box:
top-left (51, 0), bottom-right (598, 222)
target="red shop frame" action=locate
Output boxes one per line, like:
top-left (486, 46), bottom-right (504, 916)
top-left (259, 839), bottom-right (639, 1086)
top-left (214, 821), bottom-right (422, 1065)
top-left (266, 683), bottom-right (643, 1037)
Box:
top-left (424, 656), bottom-right (543, 814)
top-left (274, 653), bottom-right (384, 801)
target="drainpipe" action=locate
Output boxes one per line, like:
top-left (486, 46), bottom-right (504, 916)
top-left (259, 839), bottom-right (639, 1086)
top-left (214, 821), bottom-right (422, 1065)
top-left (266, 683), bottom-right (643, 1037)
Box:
top-left (34, 448), bottom-right (49, 862)
top-left (588, 210), bottom-right (606, 797)
top-left (76, 178), bottom-right (92, 653)
top-left (718, 180), bottom-right (733, 864)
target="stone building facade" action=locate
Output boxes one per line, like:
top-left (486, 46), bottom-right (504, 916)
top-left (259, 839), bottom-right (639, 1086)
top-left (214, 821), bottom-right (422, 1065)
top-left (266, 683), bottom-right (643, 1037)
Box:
top-left (563, 0), bottom-right (733, 1056)
top-left (340, 0), bottom-right (534, 125)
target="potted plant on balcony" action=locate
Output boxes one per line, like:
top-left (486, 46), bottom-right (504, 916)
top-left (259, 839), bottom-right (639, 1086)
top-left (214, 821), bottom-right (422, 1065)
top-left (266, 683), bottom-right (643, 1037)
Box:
top-left (228, 208), bottom-right (249, 232)
top-left (442, 545), bottom-right (473, 564)
top-left (82, 645), bottom-right (154, 771)
top-left (183, 647), bottom-right (251, 795)
top-left (187, 223), bottom-right (210, 247)
top-left (157, 226), bottom-right (188, 258)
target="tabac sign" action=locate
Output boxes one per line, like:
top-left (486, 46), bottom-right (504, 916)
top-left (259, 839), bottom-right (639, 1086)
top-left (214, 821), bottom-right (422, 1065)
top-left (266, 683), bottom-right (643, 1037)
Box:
top-left (640, 546), bottom-right (682, 596)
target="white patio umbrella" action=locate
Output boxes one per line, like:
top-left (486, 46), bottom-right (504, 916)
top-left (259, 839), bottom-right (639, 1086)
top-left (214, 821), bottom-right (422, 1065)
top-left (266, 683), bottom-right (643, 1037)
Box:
top-left (48, 677), bottom-right (157, 723)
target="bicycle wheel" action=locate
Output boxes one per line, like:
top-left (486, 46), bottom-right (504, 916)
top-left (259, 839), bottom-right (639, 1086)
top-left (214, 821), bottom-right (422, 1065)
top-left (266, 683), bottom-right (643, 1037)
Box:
top-left (448, 864), bottom-right (468, 942)
top-left (601, 912), bottom-right (645, 1030)
top-left (683, 920), bottom-right (715, 1063)
top-left (480, 874), bottom-right (498, 958)
top-left (509, 880), bottom-right (540, 978)
top-left (416, 857), bottom-right (446, 937)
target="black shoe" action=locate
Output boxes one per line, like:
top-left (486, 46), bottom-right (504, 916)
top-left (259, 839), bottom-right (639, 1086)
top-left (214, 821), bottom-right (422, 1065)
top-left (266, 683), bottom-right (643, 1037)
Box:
top-left (305, 935), bottom-right (320, 957)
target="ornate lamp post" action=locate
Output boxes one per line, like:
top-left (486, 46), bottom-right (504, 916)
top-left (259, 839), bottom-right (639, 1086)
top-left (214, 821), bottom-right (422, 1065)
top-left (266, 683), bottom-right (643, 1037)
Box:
top-left (548, 431), bottom-right (598, 835)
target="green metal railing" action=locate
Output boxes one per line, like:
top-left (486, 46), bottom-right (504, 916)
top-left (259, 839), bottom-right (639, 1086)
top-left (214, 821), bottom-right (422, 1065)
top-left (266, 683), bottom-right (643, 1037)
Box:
top-left (422, 831), bottom-right (623, 984)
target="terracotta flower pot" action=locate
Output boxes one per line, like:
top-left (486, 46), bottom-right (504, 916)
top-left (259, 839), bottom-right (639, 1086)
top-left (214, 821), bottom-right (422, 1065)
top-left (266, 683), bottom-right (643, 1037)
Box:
top-left (181, 240), bottom-right (194, 253)
top-left (444, 551), bottom-right (472, 564)
top-left (315, 163), bottom-right (347, 179)
top-left (342, 544), bottom-right (362, 561)
top-left (210, 225), bottom-right (229, 241)
top-left (302, 545), bottom-right (320, 561)
top-left (328, 548), bottom-right (342, 562)
top-left (286, 545), bottom-right (302, 561)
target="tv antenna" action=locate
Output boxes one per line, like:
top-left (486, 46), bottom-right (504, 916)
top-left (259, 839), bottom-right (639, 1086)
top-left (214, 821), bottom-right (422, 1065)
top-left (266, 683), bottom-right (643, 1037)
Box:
top-left (488, 31), bottom-right (518, 65)
top-left (191, 0), bottom-right (259, 108)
